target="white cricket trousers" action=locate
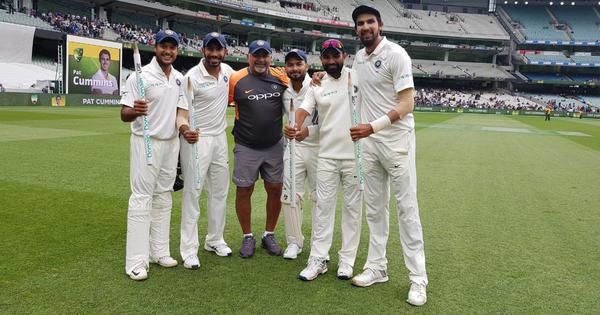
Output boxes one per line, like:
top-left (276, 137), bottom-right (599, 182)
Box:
top-left (309, 158), bottom-right (362, 267)
top-left (362, 130), bottom-right (428, 284)
top-left (125, 135), bottom-right (179, 275)
top-left (179, 132), bottom-right (229, 260)
top-left (280, 144), bottom-right (318, 249)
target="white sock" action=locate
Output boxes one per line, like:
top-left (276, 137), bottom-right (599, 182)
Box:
top-left (243, 233), bottom-right (253, 238)
top-left (263, 231), bottom-right (274, 238)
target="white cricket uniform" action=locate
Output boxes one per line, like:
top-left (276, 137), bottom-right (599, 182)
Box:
top-left (91, 69), bottom-right (119, 95)
top-left (300, 67), bottom-right (362, 267)
top-left (353, 37), bottom-right (428, 285)
top-left (281, 74), bottom-right (319, 249)
top-left (121, 57), bottom-right (185, 275)
top-left (179, 60), bottom-right (234, 260)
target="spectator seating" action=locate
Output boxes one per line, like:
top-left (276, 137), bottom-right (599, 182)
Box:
top-left (502, 6), bottom-right (569, 41)
top-left (524, 53), bottom-right (572, 63)
top-left (570, 55), bottom-right (600, 64)
top-left (523, 72), bottom-right (572, 82)
top-left (413, 59), bottom-right (513, 80)
top-left (0, 10), bottom-right (53, 30)
top-left (549, 6), bottom-right (600, 42)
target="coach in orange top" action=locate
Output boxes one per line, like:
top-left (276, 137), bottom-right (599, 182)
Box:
top-left (229, 40), bottom-right (289, 258)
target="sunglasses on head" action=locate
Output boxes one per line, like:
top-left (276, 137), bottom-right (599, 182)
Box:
top-left (321, 39), bottom-right (343, 50)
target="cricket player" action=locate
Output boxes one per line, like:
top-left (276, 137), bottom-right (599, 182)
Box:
top-left (280, 49), bottom-right (319, 260)
top-left (286, 39), bottom-right (362, 281)
top-left (229, 40), bottom-right (289, 258)
top-left (349, 5), bottom-right (428, 306)
top-left (178, 32), bottom-right (234, 270)
top-left (120, 30), bottom-right (187, 281)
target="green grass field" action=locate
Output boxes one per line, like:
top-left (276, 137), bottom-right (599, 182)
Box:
top-left (1, 107), bottom-right (599, 314)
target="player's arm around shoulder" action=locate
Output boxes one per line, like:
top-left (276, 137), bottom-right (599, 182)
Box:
top-left (270, 66), bottom-right (290, 86)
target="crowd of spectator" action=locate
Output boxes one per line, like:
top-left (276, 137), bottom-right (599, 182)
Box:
top-left (414, 88), bottom-right (600, 113)
top-left (111, 23), bottom-right (157, 45)
top-left (40, 11), bottom-right (107, 38)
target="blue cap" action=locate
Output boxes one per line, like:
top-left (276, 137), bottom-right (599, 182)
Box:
top-left (248, 40), bottom-right (272, 55)
top-left (155, 29), bottom-right (180, 45)
top-left (203, 32), bottom-right (227, 48)
top-left (285, 49), bottom-right (307, 63)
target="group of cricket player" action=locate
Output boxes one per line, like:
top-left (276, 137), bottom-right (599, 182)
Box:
top-left (120, 5), bottom-right (429, 306)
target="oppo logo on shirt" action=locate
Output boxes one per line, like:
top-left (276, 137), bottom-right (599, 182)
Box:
top-left (247, 92), bottom-right (281, 100)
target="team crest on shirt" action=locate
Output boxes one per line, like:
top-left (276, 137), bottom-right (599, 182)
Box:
top-left (271, 84), bottom-right (279, 90)
top-left (374, 60), bottom-right (382, 68)
top-left (224, 76), bottom-right (228, 83)
top-left (176, 79), bottom-right (181, 86)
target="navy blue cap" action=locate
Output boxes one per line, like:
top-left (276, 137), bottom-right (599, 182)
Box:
top-left (155, 29), bottom-right (180, 45)
top-left (352, 5), bottom-right (381, 23)
top-left (248, 40), bottom-right (272, 55)
top-left (285, 49), bottom-right (307, 63)
top-left (203, 32), bottom-right (227, 48)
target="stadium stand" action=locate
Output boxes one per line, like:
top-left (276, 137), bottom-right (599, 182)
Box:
top-left (0, 10), bottom-right (53, 30)
top-left (570, 55), bottom-right (600, 64)
top-left (0, 62), bottom-right (55, 91)
top-left (568, 74), bottom-right (600, 82)
top-left (412, 60), bottom-right (513, 80)
top-left (523, 72), bottom-right (572, 82)
top-left (37, 0), bottom-right (93, 20)
top-left (32, 56), bottom-right (57, 72)
top-left (415, 88), bottom-right (542, 110)
top-left (1, 0), bottom-right (598, 116)
top-left (524, 53), bottom-right (572, 64)
top-left (111, 11), bottom-right (157, 30)
top-left (580, 95), bottom-right (600, 108)
top-left (523, 93), bottom-right (589, 111)
top-left (549, 6), bottom-right (600, 42)
top-left (501, 6), bottom-right (569, 41)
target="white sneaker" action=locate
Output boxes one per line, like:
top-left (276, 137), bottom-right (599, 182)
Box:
top-left (151, 256), bottom-right (178, 268)
top-left (128, 266), bottom-right (148, 281)
top-left (283, 243), bottom-right (302, 260)
top-left (183, 255), bottom-right (200, 270)
top-left (407, 281), bottom-right (427, 306)
top-left (351, 268), bottom-right (389, 287)
top-left (204, 243), bottom-right (233, 257)
top-left (298, 257), bottom-right (328, 281)
top-left (337, 262), bottom-right (353, 280)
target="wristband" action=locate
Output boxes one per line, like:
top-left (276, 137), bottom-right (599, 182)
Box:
top-left (370, 115), bottom-right (392, 133)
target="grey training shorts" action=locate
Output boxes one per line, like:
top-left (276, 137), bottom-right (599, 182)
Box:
top-left (232, 138), bottom-right (284, 187)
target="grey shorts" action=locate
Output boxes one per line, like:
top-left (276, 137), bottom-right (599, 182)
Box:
top-left (233, 138), bottom-right (284, 187)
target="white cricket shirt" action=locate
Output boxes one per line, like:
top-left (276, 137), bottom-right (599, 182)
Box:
top-left (283, 74), bottom-right (318, 147)
top-left (120, 57), bottom-right (185, 140)
top-left (184, 60), bottom-right (234, 136)
top-left (353, 37), bottom-right (415, 142)
top-left (300, 67), bottom-right (357, 160)
top-left (91, 69), bottom-right (119, 95)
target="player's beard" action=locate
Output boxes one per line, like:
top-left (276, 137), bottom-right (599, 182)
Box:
top-left (288, 72), bottom-right (304, 82)
top-left (324, 63), bottom-right (343, 78)
top-left (204, 56), bottom-right (222, 68)
top-left (359, 30), bottom-right (378, 47)
top-left (360, 37), bottom-right (375, 47)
